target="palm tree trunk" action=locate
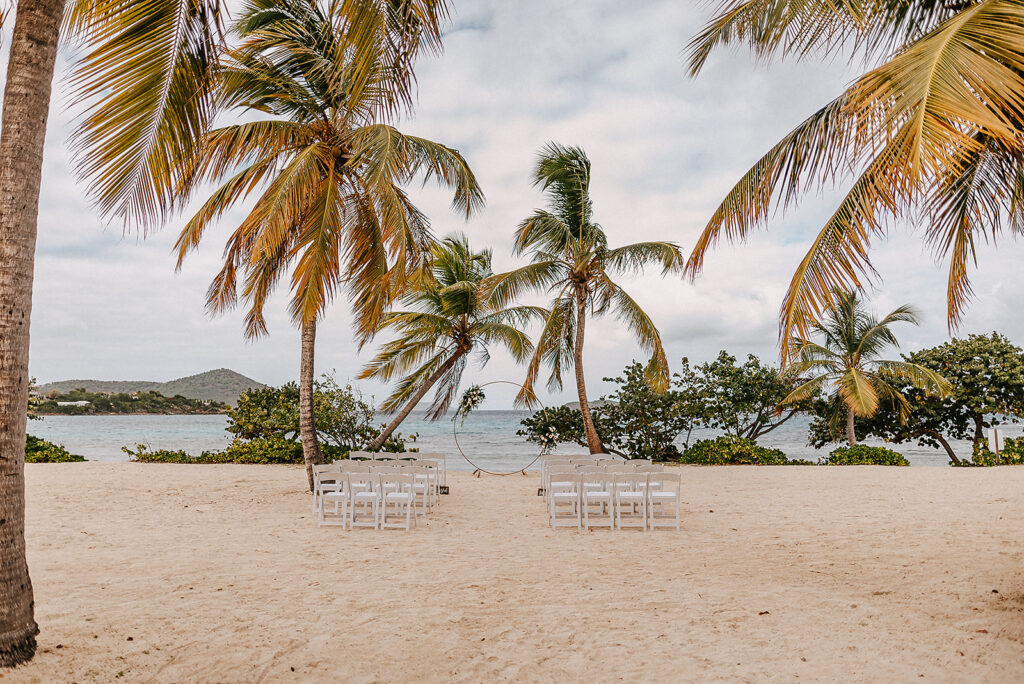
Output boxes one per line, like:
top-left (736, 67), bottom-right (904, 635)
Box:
top-left (573, 287), bottom-right (605, 454)
top-left (0, 0), bottom-right (64, 666)
top-left (299, 320), bottom-right (323, 491)
top-left (369, 350), bottom-right (465, 451)
top-left (845, 408), bottom-right (857, 446)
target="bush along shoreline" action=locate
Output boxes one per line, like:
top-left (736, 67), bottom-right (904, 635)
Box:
top-left (121, 377), bottom-right (407, 465)
top-left (26, 435), bottom-right (86, 463)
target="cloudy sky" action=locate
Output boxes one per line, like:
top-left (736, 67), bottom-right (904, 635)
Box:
top-left (27, 1), bottom-right (1022, 409)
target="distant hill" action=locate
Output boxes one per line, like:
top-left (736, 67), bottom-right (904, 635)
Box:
top-left (37, 369), bottom-right (264, 406)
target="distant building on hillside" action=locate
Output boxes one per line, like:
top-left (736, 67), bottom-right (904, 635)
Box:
top-left (56, 401), bottom-right (90, 407)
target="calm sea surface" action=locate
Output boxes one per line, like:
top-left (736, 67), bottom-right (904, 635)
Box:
top-left (27, 411), bottom-right (1022, 470)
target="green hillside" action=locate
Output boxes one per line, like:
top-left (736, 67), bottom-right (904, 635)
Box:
top-left (37, 368), bottom-right (264, 406)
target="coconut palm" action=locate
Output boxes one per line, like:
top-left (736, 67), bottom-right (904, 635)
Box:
top-left (484, 143), bottom-right (685, 454)
top-left (685, 2), bottom-right (1024, 355)
top-left (783, 291), bottom-right (950, 445)
top-left (361, 234), bottom-right (544, 450)
top-left (0, 0), bottom-right (455, 664)
top-left (174, 0), bottom-right (482, 491)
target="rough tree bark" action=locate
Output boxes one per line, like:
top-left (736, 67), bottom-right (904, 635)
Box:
top-left (299, 319), bottom-right (323, 491)
top-left (0, 0), bottom-right (65, 666)
top-left (573, 286), bottom-right (605, 454)
top-left (368, 348), bottom-right (466, 451)
top-left (845, 408), bottom-right (857, 446)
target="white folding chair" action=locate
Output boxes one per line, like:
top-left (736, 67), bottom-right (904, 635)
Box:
top-left (401, 464), bottom-right (434, 514)
top-left (348, 450), bottom-right (373, 461)
top-left (581, 473), bottom-right (613, 530)
top-left (312, 464), bottom-right (341, 516)
top-left (549, 473), bottom-right (581, 530)
top-left (317, 471), bottom-right (350, 528)
top-left (379, 473), bottom-right (417, 531)
top-left (647, 472), bottom-right (682, 530)
top-left (418, 453), bottom-right (448, 489)
top-left (348, 473), bottom-right (380, 529)
top-left (614, 473), bottom-right (648, 531)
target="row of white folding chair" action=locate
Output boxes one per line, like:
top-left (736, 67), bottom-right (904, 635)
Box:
top-left (544, 462), bottom-right (664, 501)
top-left (548, 472), bottom-right (681, 531)
top-left (314, 465), bottom-right (430, 529)
top-left (541, 455), bottom-right (621, 491)
top-left (349, 451), bottom-right (447, 488)
top-left (326, 460), bottom-right (439, 510)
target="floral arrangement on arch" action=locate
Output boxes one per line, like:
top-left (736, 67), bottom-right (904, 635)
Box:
top-left (537, 425), bottom-right (559, 455)
top-left (455, 384), bottom-right (486, 424)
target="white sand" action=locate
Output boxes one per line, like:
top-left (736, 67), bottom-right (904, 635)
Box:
top-left (6, 462), bottom-right (1024, 682)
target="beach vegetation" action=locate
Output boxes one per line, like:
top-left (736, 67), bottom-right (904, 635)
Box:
top-left (519, 353), bottom-right (797, 460)
top-left (361, 235), bottom-right (542, 450)
top-left (809, 333), bottom-right (1024, 465)
top-left (679, 436), bottom-right (813, 466)
top-left (686, 3), bottom-right (1024, 354)
top-left (123, 437), bottom-right (355, 465)
top-left (822, 444), bottom-right (908, 467)
top-left (954, 439), bottom-right (1024, 467)
top-left (486, 143), bottom-right (684, 453)
top-left (33, 389), bottom-right (227, 415)
top-left (229, 377), bottom-right (406, 453)
top-left (677, 352), bottom-right (805, 441)
top-left (24, 436), bottom-right (86, 464)
top-left (784, 291), bottom-right (949, 446)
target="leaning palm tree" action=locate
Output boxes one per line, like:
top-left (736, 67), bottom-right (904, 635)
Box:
top-left (685, 2), bottom-right (1024, 356)
top-left (783, 291), bottom-right (950, 446)
top-left (174, 0), bottom-right (482, 491)
top-left (361, 234), bottom-right (544, 450)
top-left (0, 0), bottom-right (455, 665)
top-left (484, 143), bottom-right (685, 454)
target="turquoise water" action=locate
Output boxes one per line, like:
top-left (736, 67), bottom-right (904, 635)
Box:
top-left (27, 411), bottom-right (1021, 469)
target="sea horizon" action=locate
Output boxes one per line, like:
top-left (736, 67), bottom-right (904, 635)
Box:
top-left (27, 412), bottom-right (1019, 470)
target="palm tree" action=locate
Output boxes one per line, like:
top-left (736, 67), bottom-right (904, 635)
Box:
top-left (484, 143), bottom-right (685, 454)
top-left (685, 3), bottom-right (1024, 354)
top-left (0, 0), bottom-right (64, 665)
top-left (173, 0), bottom-right (482, 491)
top-left (0, 0), bottom-right (451, 661)
top-left (361, 235), bottom-right (544, 450)
top-left (783, 291), bottom-right (950, 446)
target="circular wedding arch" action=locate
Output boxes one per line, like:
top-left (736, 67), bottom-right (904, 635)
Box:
top-left (452, 380), bottom-right (549, 476)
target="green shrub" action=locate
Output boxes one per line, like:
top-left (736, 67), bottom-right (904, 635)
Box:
top-left (823, 444), bottom-right (909, 466)
top-left (679, 436), bottom-right (813, 465)
top-left (25, 434), bottom-right (86, 463)
top-left (952, 438), bottom-right (1024, 467)
top-left (123, 437), bottom-right (366, 464)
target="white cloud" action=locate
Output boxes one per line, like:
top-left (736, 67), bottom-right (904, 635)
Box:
top-left (24, 1), bottom-right (1024, 409)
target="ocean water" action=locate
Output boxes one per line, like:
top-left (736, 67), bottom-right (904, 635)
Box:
top-left (27, 411), bottom-right (1022, 470)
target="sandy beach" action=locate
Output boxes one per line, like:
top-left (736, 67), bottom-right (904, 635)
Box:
top-left (5, 462), bottom-right (1024, 682)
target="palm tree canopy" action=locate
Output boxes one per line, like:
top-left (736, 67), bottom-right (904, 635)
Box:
top-left (783, 291), bottom-right (950, 421)
top-left (485, 143), bottom-right (685, 405)
top-left (359, 234), bottom-right (545, 418)
top-left (685, 1), bottom-right (1024, 355)
top-left (171, 0), bottom-right (482, 341)
top-left (65, 0), bottom-right (454, 229)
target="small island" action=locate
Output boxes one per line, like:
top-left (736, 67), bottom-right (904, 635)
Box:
top-left (32, 389), bottom-right (228, 416)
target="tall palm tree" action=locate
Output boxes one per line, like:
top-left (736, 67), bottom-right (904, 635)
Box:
top-left (0, 0), bottom-right (452, 662)
top-left (174, 0), bottom-right (482, 491)
top-left (361, 234), bottom-right (544, 450)
top-left (0, 0), bottom-right (65, 666)
top-left (484, 143), bottom-right (685, 454)
top-left (783, 291), bottom-right (950, 445)
top-left (685, 2), bottom-right (1024, 355)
